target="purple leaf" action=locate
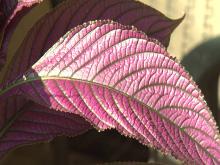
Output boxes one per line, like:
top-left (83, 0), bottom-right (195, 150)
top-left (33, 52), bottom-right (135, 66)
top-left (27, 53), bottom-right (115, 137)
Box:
top-left (0, 96), bottom-right (91, 158)
top-left (0, 1), bottom-right (100, 156)
top-left (1, 20), bottom-right (219, 164)
top-left (0, 0), bottom-right (183, 71)
top-left (0, 0), bottom-right (184, 156)
top-left (0, 0), bottom-right (42, 69)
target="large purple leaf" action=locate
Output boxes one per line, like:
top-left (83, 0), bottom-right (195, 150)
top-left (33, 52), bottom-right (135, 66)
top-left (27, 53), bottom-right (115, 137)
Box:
top-left (1, 0), bottom-right (183, 72)
top-left (1, 20), bottom-right (219, 164)
top-left (0, 0), bottom-right (183, 156)
top-left (0, 96), bottom-right (91, 158)
top-left (0, 0), bottom-right (42, 69)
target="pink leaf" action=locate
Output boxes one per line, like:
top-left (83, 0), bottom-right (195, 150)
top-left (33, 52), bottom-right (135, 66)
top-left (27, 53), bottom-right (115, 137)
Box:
top-left (1, 20), bottom-right (219, 164)
top-left (0, 0), bottom-right (183, 70)
top-left (0, 96), bottom-right (91, 158)
top-left (0, 0), bottom-right (184, 156)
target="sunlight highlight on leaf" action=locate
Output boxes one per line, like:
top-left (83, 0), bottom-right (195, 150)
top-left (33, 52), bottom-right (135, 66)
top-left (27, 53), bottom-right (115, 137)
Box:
top-left (0, 20), bottom-right (219, 164)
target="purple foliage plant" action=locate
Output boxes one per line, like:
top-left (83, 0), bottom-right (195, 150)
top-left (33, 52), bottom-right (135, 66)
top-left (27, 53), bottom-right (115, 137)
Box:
top-left (0, 0), bottom-right (219, 164)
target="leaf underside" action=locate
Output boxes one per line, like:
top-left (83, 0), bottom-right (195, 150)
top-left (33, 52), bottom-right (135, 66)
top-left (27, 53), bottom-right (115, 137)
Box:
top-left (1, 20), bottom-right (219, 164)
top-left (0, 0), bottom-right (183, 159)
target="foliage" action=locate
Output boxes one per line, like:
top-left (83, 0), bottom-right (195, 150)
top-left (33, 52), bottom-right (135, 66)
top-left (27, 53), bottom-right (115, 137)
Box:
top-left (0, 0), bottom-right (219, 164)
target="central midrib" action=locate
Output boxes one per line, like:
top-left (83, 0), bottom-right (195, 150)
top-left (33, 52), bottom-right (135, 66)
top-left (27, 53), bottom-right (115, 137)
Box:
top-left (0, 75), bottom-right (219, 163)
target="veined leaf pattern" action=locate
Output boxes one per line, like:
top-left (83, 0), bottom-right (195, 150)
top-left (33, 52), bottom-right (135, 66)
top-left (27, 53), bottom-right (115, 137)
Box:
top-left (0, 0), bottom-right (182, 72)
top-left (0, 0), bottom-right (183, 158)
top-left (0, 96), bottom-right (91, 157)
top-left (1, 20), bottom-right (219, 164)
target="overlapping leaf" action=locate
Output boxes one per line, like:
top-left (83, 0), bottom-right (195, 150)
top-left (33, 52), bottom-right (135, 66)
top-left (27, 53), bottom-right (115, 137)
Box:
top-left (0, 96), bottom-right (91, 157)
top-left (0, 0), bottom-right (42, 69)
top-left (0, 0), bottom-right (183, 158)
top-left (1, 20), bottom-right (219, 164)
top-left (1, 0), bottom-right (183, 73)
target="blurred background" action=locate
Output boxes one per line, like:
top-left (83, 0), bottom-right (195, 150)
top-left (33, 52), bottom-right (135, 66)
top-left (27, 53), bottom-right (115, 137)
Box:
top-left (1, 0), bottom-right (220, 164)
top-left (141, 0), bottom-right (220, 59)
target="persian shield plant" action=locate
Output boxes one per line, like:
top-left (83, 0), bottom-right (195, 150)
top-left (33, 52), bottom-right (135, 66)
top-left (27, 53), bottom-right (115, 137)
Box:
top-left (0, 0), bottom-right (220, 164)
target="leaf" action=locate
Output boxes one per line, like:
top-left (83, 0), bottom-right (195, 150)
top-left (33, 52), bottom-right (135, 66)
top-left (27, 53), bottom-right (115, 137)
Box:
top-left (0, 4), bottom-right (90, 149)
top-left (0, 0), bottom-right (183, 72)
top-left (0, 0), bottom-right (181, 161)
top-left (0, 0), bottom-right (184, 156)
top-left (1, 20), bottom-right (219, 164)
top-left (0, 96), bottom-right (91, 158)
top-left (0, 0), bottom-right (43, 69)
top-left (98, 162), bottom-right (166, 165)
